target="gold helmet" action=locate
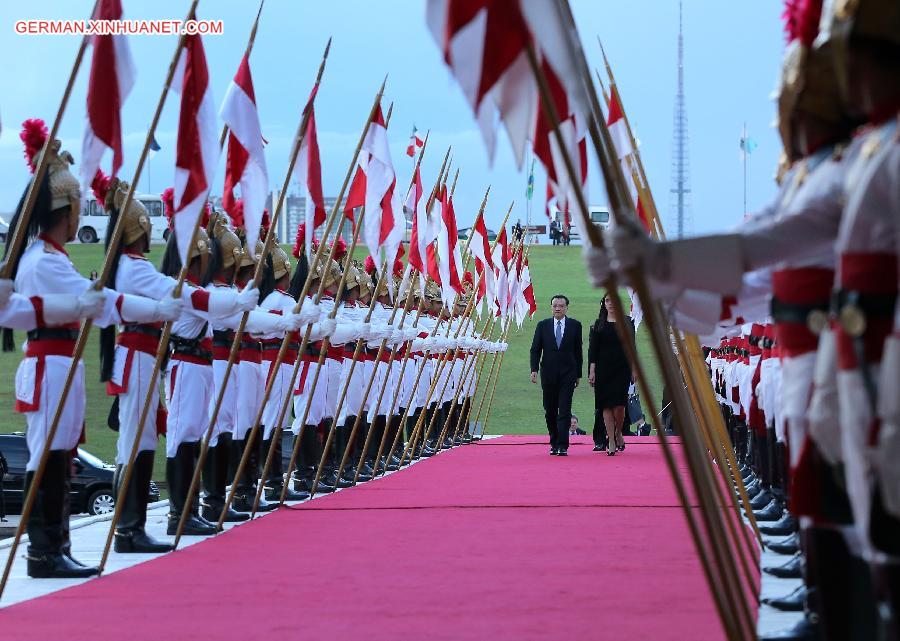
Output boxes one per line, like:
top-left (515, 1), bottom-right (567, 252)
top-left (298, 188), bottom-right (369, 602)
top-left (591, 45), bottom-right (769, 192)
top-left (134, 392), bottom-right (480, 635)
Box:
top-left (20, 119), bottom-right (80, 214)
top-left (313, 256), bottom-right (342, 292)
top-left (191, 227), bottom-right (211, 263)
top-left (105, 178), bottom-right (151, 246)
top-left (343, 261), bottom-right (365, 293)
top-left (352, 260), bottom-right (371, 298)
top-left (425, 280), bottom-right (442, 302)
top-left (240, 239), bottom-right (265, 269)
top-left (213, 216), bottom-right (243, 272)
top-left (271, 245), bottom-right (292, 281)
top-left (776, 0), bottom-right (845, 159)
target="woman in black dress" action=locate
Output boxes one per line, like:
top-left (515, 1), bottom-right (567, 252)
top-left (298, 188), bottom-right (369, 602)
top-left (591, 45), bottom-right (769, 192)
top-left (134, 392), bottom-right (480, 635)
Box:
top-left (588, 293), bottom-right (635, 456)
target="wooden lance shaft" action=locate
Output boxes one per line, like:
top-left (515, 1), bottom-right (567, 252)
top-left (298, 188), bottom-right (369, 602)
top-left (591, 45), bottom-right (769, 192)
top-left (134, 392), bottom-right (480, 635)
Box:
top-left (209, 84), bottom-right (388, 525)
top-left (447, 311), bottom-right (498, 443)
top-left (423, 207), bottom-right (518, 451)
top-left (0, 0), bottom-right (200, 600)
top-left (452, 317), bottom-right (497, 441)
top-left (594, 31), bottom-right (754, 636)
top-left (412, 227), bottom-right (521, 456)
top-left (346, 155), bottom-right (454, 484)
top-left (370, 187), bottom-right (493, 472)
top-left (97, 0), bottom-right (269, 573)
top-left (1, 0), bottom-right (100, 282)
top-left (535, 5), bottom-right (753, 637)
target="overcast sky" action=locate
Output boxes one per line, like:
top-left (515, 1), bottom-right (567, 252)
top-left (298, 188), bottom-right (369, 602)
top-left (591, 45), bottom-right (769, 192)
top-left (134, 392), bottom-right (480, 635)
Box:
top-left (0, 1), bottom-right (784, 236)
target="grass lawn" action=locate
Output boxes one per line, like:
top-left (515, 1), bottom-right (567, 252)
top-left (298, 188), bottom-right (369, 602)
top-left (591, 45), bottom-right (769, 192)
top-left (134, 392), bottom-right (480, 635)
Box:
top-left (0, 243), bottom-right (663, 482)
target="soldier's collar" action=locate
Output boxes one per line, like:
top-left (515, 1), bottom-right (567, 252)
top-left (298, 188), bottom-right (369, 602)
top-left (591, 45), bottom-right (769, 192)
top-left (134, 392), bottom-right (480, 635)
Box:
top-left (38, 233), bottom-right (68, 256)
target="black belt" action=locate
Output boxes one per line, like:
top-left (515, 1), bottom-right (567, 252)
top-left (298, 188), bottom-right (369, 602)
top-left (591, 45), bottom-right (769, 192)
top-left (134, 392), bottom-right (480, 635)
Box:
top-left (27, 328), bottom-right (79, 341)
top-left (239, 340), bottom-right (261, 351)
top-left (263, 341), bottom-right (300, 352)
top-left (122, 324), bottom-right (162, 338)
top-left (770, 297), bottom-right (829, 325)
top-left (831, 289), bottom-right (897, 318)
top-left (171, 337), bottom-right (212, 362)
top-left (212, 329), bottom-right (235, 348)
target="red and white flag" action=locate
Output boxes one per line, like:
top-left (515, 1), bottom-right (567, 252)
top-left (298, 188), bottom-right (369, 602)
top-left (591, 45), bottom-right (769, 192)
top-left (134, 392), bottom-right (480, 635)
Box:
top-left (492, 225), bottom-right (510, 319)
top-left (522, 256), bottom-right (537, 318)
top-left (345, 104), bottom-right (405, 276)
top-left (170, 34), bottom-right (219, 264)
top-left (436, 186), bottom-right (464, 307)
top-left (607, 89), bottom-right (651, 233)
top-left (80, 0), bottom-right (135, 198)
top-left (468, 211), bottom-right (495, 316)
top-left (426, 0), bottom-right (537, 164)
top-left (293, 86), bottom-right (326, 257)
top-left (220, 53), bottom-right (268, 256)
top-left (508, 246), bottom-right (522, 326)
top-left (405, 164), bottom-right (431, 293)
top-left (406, 125), bottom-right (424, 157)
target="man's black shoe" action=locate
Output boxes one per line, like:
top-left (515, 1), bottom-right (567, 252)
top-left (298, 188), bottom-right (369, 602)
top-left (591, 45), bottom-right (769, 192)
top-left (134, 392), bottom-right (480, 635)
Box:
top-left (766, 532), bottom-right (800, 556)
top-left (550, 448), bottom-right (558, 456)
top-left (763, 554), bottom-right (803, 579)
top-left (758, 616), bottom-right (818, 641)
top-left (750, 489), bottom-right (773, 510)
top-left (114, 530), bottom-right (173, 554)
top-left (754, 499), bottom-right (784, 522)
top-left (762, 585), bottom-right (806, 612)
top-left (557, 450), bottom-right (568, 457)
top-left (593, 445), bottom-right (603, 452)
top-left (759, 514), bottom-right (798, 536)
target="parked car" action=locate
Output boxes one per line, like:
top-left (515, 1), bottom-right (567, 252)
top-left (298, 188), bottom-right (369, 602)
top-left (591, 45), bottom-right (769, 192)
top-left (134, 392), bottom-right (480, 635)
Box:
top-left (457, 226), bottom-right (497, 242)
top-left (0, 433), bottom-right (160, 516)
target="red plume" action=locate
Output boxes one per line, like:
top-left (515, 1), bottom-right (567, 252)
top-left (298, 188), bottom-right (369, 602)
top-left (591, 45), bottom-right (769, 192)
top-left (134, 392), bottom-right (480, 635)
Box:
top-left (201, 202), bottom-right (212, 230)
top-left (393, 258), bottom-right (404, 278)
top-left (161, 188), bottom-right (175, 231)
top-left (363, 255), bottom-right (377, 275)
top-left (463, 270), bottom-right (474, 287)
top-left (396, 243), bottom-right (406, 260)
top-left (331, 236), bottom-right (347, 261)
top-left (293, 222), bottom-right (311, 259)
top-left (783, 0), bottom-right (822, 46)
top-left (229, 198), bottom-right (245, 230)
top-left (20, 118), bottom-right (49, 173)
top-left (91, 169), bottom-right (111, 204)
top-left (261, 209), bottom-right (271, 237)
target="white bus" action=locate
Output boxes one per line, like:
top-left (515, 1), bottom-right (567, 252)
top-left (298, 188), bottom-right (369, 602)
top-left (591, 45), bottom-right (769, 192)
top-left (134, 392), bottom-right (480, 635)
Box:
top-left (79, 193), bottom-right (169, 244)
top-left (549, 205), bottom-right (610, 244)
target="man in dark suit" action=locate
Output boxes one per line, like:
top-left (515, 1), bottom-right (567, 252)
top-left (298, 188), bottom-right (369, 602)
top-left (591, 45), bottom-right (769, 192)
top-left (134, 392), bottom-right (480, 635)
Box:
top-left (530, 294), bottom-right (582, 456)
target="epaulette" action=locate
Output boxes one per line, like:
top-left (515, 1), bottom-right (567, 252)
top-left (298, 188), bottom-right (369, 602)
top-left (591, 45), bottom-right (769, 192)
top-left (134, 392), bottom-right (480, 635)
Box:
top-left (123, 252), bottom-right (148, 261)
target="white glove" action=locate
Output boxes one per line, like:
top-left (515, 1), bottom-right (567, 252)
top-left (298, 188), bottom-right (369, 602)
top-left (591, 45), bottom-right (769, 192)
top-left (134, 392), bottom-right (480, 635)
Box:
top-left (41, 289), bottom-right (106, 324)
top-left (607, 216), bottom-right (655, 275)
top-left (583, 245), bottom-right (614, 288)
top-left (499, 342), bottom-right (509, 352)
top-left (403, 326), bottom-right (418, 341)
top-left (410, 337), bottom-right (428, 352)
top-left (0, 279), bottom-right (13, 308)
top-left (476, 339), bottom-right (487, 350)
top-left (423, 336), bottom-right (437, 351)
top-left (364, 323), bottom-right (391, 341)
top-left (330, 319), bottom-right (360, 345)
top-left (298, 299), bottom-right (322, 325)
top-left (235, 286), bottom-right (260, 312)
top-left (388, 328), bottom-right (404, 346)
top-left (119, 292), bottom-right (183, 323)
top-left (355, 321), bottom-right (371, 341)
top-left (308, 317), bottom-right (337, 341)
top-left (276, 312), bottom-right (305, 332)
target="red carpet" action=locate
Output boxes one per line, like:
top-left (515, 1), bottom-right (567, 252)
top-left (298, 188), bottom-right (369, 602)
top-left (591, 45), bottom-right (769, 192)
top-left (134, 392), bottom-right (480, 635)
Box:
top-left (2, 435), bottom-right (735, 640)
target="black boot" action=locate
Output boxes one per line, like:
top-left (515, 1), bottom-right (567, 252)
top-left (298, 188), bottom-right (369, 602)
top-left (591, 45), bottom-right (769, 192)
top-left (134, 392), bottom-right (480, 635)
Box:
top-left (759, 513), bottom-right (798, 536)
top-left (201, 435), bottom-right (250, 523)
top-left (26, 451), bottom-right (99, 578)
top-left (333, 427), bottom-right (355, 488)
top-left (440, 401), bottom-right (455, 449)
top-left (766, 531), bottom-right (800, 556)
top-left (263, 435), bottom-right (309, 502)
top-left (114, 451), bottom-right (173, 553)
top-left (167, 442), bottom-right (216, 536)
top-left (232, 434), bottom-right (278, 512)
top-left (354, 420), bottom-right (376, 478)
top-left (292, 426), bottom-right (334, 494)
top-left (762, 585), bottom-right (807, 612)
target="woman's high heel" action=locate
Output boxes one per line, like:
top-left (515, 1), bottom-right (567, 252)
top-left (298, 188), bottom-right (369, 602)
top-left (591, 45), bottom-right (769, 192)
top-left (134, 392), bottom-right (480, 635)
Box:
top-left (607, 447), bottom-right (616, 456)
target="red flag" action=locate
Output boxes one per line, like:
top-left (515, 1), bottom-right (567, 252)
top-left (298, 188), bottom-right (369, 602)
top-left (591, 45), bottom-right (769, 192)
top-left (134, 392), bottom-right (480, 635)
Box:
top-left (406, 125), bottom-right (424, 157)
top-left (437, 186), bottom-right (464, 306)
top-left (492, 225), bottom-right (510, 318)
top-left (80, 0), bottom-right (135, 196)
top-left (220, 53), bottom-right (269, 254)
top-left (293, 86), bottom-right (326, 257)
top-left (171, 34), bottom-right (219, 264)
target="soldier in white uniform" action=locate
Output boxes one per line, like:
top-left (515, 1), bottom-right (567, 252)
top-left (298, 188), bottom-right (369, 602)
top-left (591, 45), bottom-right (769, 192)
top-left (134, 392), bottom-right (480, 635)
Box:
top-left (8, 129), bottom-right (182, 578)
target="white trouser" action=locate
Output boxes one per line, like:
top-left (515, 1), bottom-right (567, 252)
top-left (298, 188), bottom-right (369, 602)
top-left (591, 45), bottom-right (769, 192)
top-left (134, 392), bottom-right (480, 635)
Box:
top-left (165, 360), bottom-right (213, 457)
top-left (292, 359), bottom-right (326, 431)
top-left (336, 355), bottom-right (366, 427)
top-left (112, 348), bottom-right (160, 464)
top-left (261, 359), bottom-right (293, 438)
top-left (366, 357), bottom-right (395, 421)
top-left (781, 352), bottom-right (817, 464)
top-left (16, 355), bottom-right (85, 471)
top-left (457, 355), bottom-right (478, 404)
top-left (209, 359), bottom-right (237, 447)
top-left (235, 359), bottom-right (264, 440)
top-left (324, 357), bottom-right (342, 420)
